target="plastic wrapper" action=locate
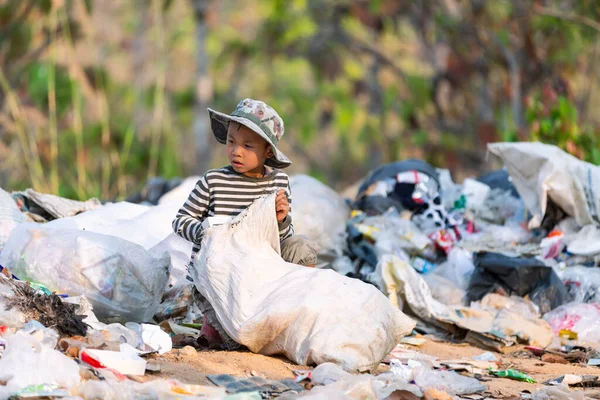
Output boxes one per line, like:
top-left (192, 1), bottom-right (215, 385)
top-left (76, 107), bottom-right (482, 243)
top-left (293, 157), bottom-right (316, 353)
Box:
top-left (0, 223), bottom-right (171, 322)
top-left (412, 367), bottom-right (486, 395)
top-left (423, 274), bottom-right (467, 306)
top-left (560, 266), bottom-right (600, 304)
top-left (544, 302), bottom-right (600, 344)
top-left (290, 175), bottom-right (349, 255)
top-left (0, 331), bottom-right (81, 396)
top-left (432, 248), bottom-right (475, 290)
top-left (0, 187), bottom-right (25, 251)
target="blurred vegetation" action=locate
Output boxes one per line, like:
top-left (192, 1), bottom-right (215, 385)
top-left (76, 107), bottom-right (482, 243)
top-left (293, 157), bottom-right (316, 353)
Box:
top-left (0, 0), bottom-right (599, 200)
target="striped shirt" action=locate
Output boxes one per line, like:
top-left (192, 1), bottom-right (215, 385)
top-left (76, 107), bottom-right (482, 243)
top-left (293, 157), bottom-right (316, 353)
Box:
top-left (172, 166), bottom-right (294, 264)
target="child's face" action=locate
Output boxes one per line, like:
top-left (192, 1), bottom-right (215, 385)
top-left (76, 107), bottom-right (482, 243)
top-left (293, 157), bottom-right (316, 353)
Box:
top-left (226, 122), bottom-right (274, 177)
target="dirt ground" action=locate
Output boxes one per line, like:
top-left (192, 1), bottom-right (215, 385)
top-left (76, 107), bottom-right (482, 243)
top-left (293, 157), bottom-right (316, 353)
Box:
top-left (137, 336), bottom-right (600, 398)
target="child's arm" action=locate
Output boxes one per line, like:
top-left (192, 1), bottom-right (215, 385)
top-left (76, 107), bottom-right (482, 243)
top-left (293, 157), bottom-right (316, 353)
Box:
top-left (278, 181), bottom-right (294, 241)
top-left (172, 176), bottom-right (210, 244)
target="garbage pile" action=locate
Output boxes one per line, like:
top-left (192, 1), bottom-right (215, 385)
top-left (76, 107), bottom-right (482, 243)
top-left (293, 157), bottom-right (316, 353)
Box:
top-left (0, 141), bottom-right (599, 399)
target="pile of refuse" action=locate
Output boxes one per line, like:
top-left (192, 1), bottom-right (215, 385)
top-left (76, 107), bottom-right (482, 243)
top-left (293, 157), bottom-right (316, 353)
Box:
top-left (0, 141), bottom-right (599, 399)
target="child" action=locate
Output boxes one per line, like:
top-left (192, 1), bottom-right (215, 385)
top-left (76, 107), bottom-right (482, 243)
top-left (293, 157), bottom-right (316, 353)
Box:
top-left (172, 98), bottom-right (318, 349)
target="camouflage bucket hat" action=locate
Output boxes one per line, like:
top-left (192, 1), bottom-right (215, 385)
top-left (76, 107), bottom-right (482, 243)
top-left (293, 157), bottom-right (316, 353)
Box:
top-left (207, 98), bottom-right (292, 169)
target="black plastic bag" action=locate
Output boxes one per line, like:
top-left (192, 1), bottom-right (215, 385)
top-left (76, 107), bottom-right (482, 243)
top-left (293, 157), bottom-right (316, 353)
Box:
top-left (468, 252), bottom-right (570, 314)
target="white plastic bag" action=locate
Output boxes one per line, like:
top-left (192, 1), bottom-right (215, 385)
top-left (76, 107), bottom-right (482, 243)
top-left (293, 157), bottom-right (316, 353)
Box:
top-left (190, 193), bottom-right (415, 372)
top-left (290, 175), bottom-right (349, 255)
top-left (0, 223), bottom-right (171, 322)
top-left (0, 187), bottom-right (25, 251)
top-left (544, 302), bottom-right (600, 344)
top-left (47, 201), bottom-right (178, 250)
top-left (488, 142), bottom-right (600, 229)
top-left (0, 331), bottom-right (81, 396)
top-left (432, 248), bottom-right (475, 290)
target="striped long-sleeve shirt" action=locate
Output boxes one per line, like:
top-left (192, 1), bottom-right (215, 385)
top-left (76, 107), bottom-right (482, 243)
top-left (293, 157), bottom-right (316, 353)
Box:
top-left (172, 166), bottom-right (294, 264)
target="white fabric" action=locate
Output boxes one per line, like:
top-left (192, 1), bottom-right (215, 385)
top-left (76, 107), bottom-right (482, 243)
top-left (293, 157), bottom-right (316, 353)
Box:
top-left (190, 193), bottom-right (415, 372)
top-left (488, 142), bottom-right (600, 229)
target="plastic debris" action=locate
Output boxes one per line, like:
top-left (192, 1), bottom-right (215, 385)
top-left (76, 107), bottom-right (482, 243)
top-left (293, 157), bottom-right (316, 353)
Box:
top-left (490, 369), bottom-right (536, 383)
top-left (413, 367), bottom-right (486, 395)
top-left (0, 224), bottom-right (171, 322)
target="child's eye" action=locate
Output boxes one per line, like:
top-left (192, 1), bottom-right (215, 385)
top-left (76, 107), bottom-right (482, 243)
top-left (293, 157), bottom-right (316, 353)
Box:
top-left (245, 144), bottom-right (253, 148)
top-left (227, 139), bottom-right (233, 144)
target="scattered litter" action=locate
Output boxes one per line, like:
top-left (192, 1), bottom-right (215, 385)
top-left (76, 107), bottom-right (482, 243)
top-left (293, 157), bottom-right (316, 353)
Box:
top-left (490, 369), bottom-right (536, 383)
top-left (207, 374), bottom-right (304, 396)
top-left (413, 367), bottom-right (486, 395)
top-left (545, 374), bottom-right (600, 388)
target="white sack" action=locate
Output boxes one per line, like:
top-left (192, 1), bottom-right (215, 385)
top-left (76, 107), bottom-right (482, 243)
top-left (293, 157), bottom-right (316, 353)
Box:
top-left (46, 201), bottom-right (177, 250)
top-left (190, 193), bottom-right (415, 372)
top-left (0, 187), bottom-right (25, 251)
top-left (158, 176), bottom-right (202, 206)
top-left (290, 175), bottom-right (349, 254)
top-left (487, 142), bottom-right (600, 229)
top-left (0, 223), bottom-right (171, 322)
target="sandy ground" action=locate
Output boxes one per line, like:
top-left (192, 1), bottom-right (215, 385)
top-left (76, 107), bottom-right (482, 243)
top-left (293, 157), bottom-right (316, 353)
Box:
top-left (136, 336), bottom-right (600, 398)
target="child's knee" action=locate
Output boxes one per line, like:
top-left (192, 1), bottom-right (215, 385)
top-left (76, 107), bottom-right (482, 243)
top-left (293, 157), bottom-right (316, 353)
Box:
top-left (281, 236), bottom-right (318, 266)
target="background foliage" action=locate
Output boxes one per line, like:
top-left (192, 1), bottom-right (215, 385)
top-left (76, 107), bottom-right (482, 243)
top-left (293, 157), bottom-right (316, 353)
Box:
top-left (0, 0), bottom-right (599, 199)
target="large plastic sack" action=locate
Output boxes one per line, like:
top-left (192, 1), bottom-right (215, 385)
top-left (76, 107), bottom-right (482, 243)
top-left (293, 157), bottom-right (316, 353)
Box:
top-left (189, 193), bottom-right (415, 372)
top-left (488, 142), bottom-right (600, 229)
top-left (46, 201), bottom-right (177, 250)
top-left (0, 187), bottom-right (26, 251)
top-left (158, 176), bottom-right (202, 206)
top-left (290, 175), bottom-right (349, 255)
top-left (46, 202), bottom-right (149, 231)
top-left (0, 223), bottom-right (171, 322)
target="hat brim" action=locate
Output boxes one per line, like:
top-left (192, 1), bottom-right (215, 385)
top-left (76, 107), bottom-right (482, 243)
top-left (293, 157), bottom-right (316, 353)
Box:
top-left (207, 107), bottom-right (292, 169)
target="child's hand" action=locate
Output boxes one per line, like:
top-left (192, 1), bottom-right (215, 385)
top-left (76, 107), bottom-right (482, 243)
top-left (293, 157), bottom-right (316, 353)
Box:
top-left (275, 190), bottom-right (289, 222)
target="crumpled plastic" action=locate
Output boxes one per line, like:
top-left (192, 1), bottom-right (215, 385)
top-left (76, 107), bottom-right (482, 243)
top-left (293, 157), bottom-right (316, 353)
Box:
top-left (300, 362), bottom-right (422, 399)
top-left (290, 174), bottom-right (349, 256)
top-left (190, 193), bottom-right (416, 371)
top-left (544, 302), bottom-right (600, 345)
top-left (0, 330), bottom-right (81, 397)
top-left (0, 223), bottom-right (171, 322)
top-left (374, 255), bottom-right (555, 350)
top-left (488, 142), bottom-right (600, 229)
top-left (0, 187), bottom-right (25, 251)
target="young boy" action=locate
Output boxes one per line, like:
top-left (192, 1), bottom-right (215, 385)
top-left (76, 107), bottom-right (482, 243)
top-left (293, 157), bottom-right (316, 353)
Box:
top-left (172, 98), bottom-right (318, 350)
